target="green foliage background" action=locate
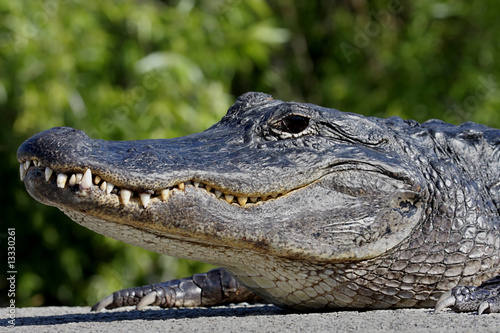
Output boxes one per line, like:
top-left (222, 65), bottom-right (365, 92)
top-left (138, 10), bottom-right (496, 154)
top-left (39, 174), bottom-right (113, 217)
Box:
top-left (1, 0), bottom-right (499, 307)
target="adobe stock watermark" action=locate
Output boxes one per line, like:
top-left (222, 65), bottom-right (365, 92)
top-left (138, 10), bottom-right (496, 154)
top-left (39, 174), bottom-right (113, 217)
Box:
top-left (5, 228), bottom-right (17, 327)
top-left (444, 74), bottom-right (497, 122)
top-left (340, 1), bottom-right (403, 63)
top-left (1, 0), bottom-right (66, 50)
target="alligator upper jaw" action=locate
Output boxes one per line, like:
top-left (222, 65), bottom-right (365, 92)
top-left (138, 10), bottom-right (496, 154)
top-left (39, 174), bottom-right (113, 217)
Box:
top-left (16, 126), bottom-right (315, 215)
top-left (16, 126), bottom-right (320, 199)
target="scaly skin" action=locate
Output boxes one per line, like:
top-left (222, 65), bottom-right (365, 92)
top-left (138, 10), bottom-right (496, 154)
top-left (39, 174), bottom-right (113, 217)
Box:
top-left (17, 92), bottom-right (500, 313)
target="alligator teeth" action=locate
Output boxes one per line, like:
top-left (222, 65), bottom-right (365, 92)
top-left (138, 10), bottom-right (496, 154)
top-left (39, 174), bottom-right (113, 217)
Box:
top-left (68, 174), bottom-right (77, 186)
top-left (19, 164), bottom-right (26, 181)
top-left (80, 169), bottom-right (92, 189)
top-left (45, 167), bottom-right (54, 182)
top-left (224, 194), bottom-right (234, 204)
top-left (160, 189), bottom-right (169, 201)
top-left (21, 159), bottom-right (289, 208)
top-left (237, 196), bottom-right (248, 206)
top-left (140, 193), bottom-right (151, 208)
top-left (121, 189), bottom-right (132, 205)
top-left (106, 183), bottom-right (115, 195)
top-left (57, 174), bottom-right (68, 188)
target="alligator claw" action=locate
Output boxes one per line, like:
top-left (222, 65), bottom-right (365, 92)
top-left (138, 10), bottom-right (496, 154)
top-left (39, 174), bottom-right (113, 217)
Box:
top-left (478, 301), bottom-right (490, 315)
top-left (434, 291), bottom-right (455, 313)
top-left (91, 294), bottom-right (114, 312)
top-left (477, 296), bottom-right (500, 314)
top-left (136, 290), bottom-right (158, 310)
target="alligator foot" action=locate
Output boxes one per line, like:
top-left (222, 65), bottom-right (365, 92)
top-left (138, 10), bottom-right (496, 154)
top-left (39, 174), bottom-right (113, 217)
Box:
top-left (434, 275), bottom-right (500, 314)
top-left (91, 268), bottom-right (262, 311)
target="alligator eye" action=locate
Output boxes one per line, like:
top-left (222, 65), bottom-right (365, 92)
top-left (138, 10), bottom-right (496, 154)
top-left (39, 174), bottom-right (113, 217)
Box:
top-left (274, 115), bottom-right (310, 134)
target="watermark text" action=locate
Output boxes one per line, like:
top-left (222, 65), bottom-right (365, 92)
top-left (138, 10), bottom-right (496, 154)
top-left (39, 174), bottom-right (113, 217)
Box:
top-left (6, 228), bottom-right (17, 327)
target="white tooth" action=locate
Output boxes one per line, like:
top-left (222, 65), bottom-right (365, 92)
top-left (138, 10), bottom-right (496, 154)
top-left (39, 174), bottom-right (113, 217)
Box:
top-left (45, 167), bottom-right (54, 182)
top-left (106, 183), bottom-right (115, 195)
top-left (215, 190), bottom-right (222, 198)
top-left (206, 185), bottom-right (212, 192)
top-left (75, 173), bottom-right (83, 184)
top-left (100, 181), bottom-right (107, 191)
top-left (224, 194), bottom-right (234, 204)
top-left (34, 160), bottom-right (40, 167)
top-left (160, 189), bottom-right (169, 201)
top-left (140, 193), bottom-right (151, 208)
top-left (121, 189), bottom-right (132, 205)
top-left (178, 183), bottom-right (185, 190)
top-left (272, 194), bottom-right (278, 198)
top-left (25, 160), bottom-right (31, 169)
top-left (250, 197), bottom-right (258, 203)
top-left (237, 196), bottom-right (248, 206)
top-left (57, 174), bottom-right (68, 188)
top-left (19, 164), bottom-right (26, 181)
top-left (80, 169), bottom-right (92, 189)
top-left (193, 182), bottom-right (200, 188)
top-left (94, 175), bottom-right (101, 185)
top-left (68, 174), bottom-right (77, 186)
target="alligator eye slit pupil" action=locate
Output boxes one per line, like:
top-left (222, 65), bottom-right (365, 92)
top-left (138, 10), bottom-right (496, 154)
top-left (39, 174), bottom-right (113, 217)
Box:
top-left (279, 115), bottom-right (310, 134)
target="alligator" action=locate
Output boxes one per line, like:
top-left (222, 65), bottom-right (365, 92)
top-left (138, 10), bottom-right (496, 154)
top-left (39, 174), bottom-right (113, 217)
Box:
top-left (17, 92), bottom-right (500, 314)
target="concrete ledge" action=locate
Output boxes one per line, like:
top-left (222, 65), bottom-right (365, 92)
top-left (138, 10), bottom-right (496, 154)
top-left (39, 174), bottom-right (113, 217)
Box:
top-left (2, 304), bottom-right (499, 332)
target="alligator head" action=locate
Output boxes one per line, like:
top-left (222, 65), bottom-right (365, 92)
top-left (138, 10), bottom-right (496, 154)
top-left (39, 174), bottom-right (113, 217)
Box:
top-left (18, 92), bottom-right (431, 309)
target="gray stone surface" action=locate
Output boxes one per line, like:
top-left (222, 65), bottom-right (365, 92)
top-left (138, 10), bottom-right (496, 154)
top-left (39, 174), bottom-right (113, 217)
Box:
top-left (2, 304), bottom-right (500, 332)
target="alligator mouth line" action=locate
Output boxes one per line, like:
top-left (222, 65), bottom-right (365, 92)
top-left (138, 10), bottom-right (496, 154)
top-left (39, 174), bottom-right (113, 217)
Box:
top-left (19, 158), bottom-right (287, 208)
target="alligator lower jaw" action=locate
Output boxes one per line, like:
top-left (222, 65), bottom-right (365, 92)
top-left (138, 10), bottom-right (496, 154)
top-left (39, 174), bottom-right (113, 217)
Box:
top-left (58, 206), bottom-right (263, 266)
top-left (19, 158), bottom-right (289, 209)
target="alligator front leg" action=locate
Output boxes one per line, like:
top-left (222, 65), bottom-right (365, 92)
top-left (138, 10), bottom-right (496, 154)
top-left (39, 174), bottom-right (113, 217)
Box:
top-left (91, 268), bottom-right (263, 312)
top-left (435, 275), bottom-right (500, 314)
